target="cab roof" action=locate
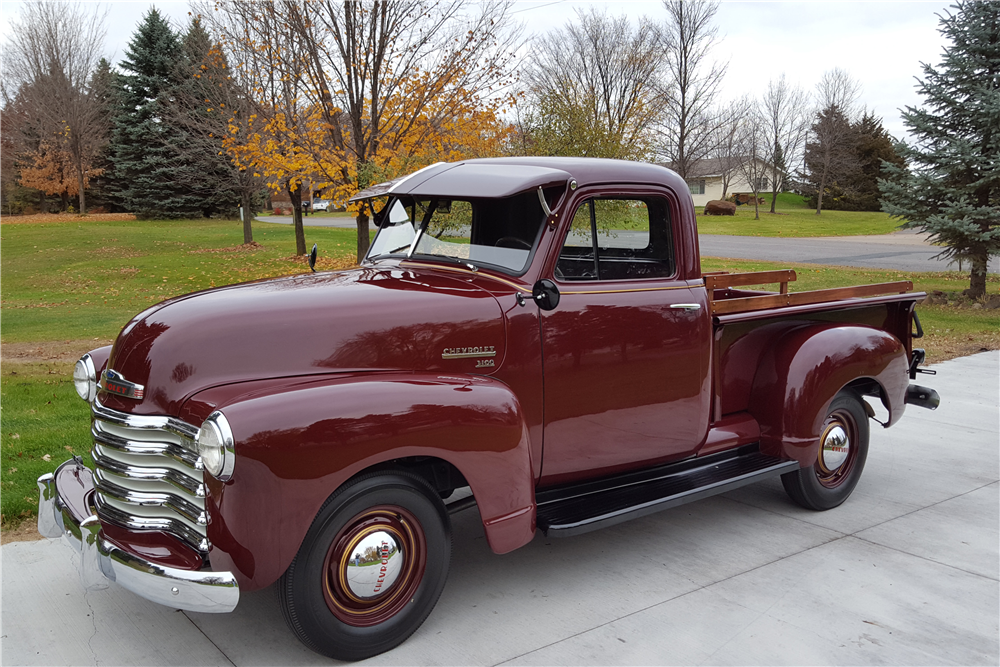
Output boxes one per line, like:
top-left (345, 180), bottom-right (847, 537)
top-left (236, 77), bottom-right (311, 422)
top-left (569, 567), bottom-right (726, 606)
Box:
top-left (349, 157), bottom-right (685, 201)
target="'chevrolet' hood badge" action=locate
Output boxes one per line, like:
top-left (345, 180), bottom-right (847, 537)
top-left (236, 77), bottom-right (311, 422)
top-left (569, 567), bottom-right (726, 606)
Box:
top-left (100, 369), bottom-right (145, 400)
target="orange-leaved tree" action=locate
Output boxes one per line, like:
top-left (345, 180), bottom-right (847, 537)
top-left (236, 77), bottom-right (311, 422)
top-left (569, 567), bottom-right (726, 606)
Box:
top-left (202, 0), bottom-right (521, 261)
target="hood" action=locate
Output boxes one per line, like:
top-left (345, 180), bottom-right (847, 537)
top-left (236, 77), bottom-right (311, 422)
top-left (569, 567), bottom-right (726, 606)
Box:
top-left (100, 266), bottom-right (506, 416)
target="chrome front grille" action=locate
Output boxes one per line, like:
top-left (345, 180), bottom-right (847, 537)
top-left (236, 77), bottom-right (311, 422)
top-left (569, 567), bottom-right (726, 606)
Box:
top-left (90, 403), bottom-right (210, 553)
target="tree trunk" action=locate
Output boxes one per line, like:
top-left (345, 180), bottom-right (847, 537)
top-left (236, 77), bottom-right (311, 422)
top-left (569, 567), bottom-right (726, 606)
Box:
top-left (287, 184), bottom-right (306, 255)
top-left (968, 251), bottom-right (988, 299)
top-left (815, 163), bottom-right (828, 215)
top-left (77, 169), bottom-right (87, 215)
top-left (241, 192), bottom-right (254, 244)
top-left (356, 211), bottom-right (371, 263)
top-left (752, 191), bottom-right (760, 220)
top-left (769, 167), bottom-right (779, 214)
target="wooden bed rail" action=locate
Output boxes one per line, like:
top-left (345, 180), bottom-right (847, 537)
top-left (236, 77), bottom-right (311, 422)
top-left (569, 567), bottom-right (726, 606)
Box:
top-left (704, 270), bottom-right (797, 295)
top-left (704, 270), bottom-right (913, 316)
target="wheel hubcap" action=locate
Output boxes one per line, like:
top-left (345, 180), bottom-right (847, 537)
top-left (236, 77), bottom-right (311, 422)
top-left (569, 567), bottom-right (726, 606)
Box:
top-left (322, 506), bottom-right (426, 627)
top-left (816, 410), bottom-right (858, 488)
top-left (820, 424), bottom-right (850, 472)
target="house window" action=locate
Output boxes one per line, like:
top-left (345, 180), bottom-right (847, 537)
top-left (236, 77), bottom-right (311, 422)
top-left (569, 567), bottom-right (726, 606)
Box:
top-left (755, 176), bottom-right (769, 191)
top-left (688, 180), bottom-right (705, 195)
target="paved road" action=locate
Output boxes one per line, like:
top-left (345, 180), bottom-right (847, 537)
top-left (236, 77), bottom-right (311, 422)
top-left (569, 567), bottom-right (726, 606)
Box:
top-left (698, 229), bottom-right (1000, 274)
top-left (257, 216), bottom-right (999, 273)
top-left (3, 352), bottom-right (997, 666)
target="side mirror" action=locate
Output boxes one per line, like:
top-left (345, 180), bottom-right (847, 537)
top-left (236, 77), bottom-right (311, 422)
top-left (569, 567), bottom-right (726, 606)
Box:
top-left (532, 279), bottom-right (560, 311)
top-left (308, 244), bottom-right (318, 272)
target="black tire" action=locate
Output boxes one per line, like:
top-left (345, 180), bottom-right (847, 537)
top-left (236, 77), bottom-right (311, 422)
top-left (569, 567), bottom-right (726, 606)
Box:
top-left (278, 472), bottom-right (451, 661)
top-left (781, 390), bottom-right (870, 511)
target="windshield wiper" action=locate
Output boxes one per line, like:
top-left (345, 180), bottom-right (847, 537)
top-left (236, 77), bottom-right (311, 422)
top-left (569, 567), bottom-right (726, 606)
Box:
top-left (408, 253), bottom-right (477, 272)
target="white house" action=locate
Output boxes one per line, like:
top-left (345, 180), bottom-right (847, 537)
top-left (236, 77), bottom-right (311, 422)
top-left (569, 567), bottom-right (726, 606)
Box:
top-left (662, 158), bottom-right (779, 208)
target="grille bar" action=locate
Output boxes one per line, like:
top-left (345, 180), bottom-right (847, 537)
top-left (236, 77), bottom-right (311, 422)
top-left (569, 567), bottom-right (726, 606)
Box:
top-left (94, 469), bottom-right (208, 526)
top-left (94, 494), bottom-right (210, 552)
top-left (91, 403), bottom-right (210, 553)
top-left (93, 422), bottom-right (202, 468)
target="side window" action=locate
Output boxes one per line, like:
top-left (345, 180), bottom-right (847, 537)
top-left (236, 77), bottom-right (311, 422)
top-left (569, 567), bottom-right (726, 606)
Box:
top-left (555, 197), bottom-right (675, 281)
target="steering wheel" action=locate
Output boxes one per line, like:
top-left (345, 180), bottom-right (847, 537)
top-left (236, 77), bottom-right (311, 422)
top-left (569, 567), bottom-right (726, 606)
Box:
top-left (495, 236), bottom-right (531, 250)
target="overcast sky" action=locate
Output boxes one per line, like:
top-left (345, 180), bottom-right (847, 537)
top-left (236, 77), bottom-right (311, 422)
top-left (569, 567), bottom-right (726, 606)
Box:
top-left (1, 0), bottom-right (955, 141)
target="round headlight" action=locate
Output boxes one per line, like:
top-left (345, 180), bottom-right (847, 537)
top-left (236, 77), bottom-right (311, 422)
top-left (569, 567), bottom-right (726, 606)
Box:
top-left (197, 411), bottom-right (235, 481)
top-left (73, 354), bottom-right (97, 402)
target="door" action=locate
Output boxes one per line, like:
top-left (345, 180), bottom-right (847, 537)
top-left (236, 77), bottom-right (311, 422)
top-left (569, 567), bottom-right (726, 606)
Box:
top-left (540, 194), bottom-right (712, 485)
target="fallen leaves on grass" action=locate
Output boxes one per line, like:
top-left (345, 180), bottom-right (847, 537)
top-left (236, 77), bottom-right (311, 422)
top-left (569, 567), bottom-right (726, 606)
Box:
top-left (1, 213), bottom-right (137, 224)
top-left (188, 242), bottom-right (263, 254)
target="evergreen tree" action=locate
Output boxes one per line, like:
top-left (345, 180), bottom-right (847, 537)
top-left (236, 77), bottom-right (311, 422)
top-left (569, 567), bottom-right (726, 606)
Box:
top-left (168, 19), bottom-right (243, 218)
top-left (846, 112), bottom-right (905, 211)
top-left (803, 104), bottom-right (856, 213)
top-left (84, 57), bottom-right (119, 211)
top-left (163, 18), bottom-right (269, 236)
top-left (108, 9), bottom-right (203, 218)
top-left (805, 112), bottom-right (904, 212)
top-left (880, 1), bottom-right (1000, 298)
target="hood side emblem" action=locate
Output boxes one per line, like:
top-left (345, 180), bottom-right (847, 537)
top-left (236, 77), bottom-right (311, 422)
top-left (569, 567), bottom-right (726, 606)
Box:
top-left (100, 369), bottom-right (145, 400)
top-left (441, 346), bottom-right (496, 360)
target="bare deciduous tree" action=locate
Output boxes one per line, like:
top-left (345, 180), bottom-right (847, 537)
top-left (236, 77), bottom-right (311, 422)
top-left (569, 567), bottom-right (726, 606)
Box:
top-left (761, 74), bottom-right (810, 213)
top-left (198, 0), bottom-right (318, 255)
top-left (804, 68), bottom-right (863, 215)
top-left (710, 96), bottom-right (754, 199)
top-left (816, 67), bottom-right (862, 116)
top-left (735, 102), bottom-right (769, 220)
top-left (521, 8), bottom-right (666, 160)
top-left (658, 0), bottom-right (727, 180)
top-left (2, 2), bottom-right (110, 214)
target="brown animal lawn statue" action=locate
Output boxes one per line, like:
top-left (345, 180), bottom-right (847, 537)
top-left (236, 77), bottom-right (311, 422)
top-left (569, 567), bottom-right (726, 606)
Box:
top-left (704, 200), bottom-right (736, 216)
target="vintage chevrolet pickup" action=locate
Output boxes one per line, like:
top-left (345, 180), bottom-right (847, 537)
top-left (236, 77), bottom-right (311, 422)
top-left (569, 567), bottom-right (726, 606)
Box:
top-left (39, 158), bottom-right (939, 660)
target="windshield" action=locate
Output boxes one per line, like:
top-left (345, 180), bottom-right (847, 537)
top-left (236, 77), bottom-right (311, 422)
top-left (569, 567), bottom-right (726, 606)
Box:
top-left (366, 190), bottom-right (548, 274)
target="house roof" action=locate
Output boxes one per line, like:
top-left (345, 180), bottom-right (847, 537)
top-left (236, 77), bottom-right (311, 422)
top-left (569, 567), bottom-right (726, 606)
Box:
top-left (659, 157), bottom-right (770, 180)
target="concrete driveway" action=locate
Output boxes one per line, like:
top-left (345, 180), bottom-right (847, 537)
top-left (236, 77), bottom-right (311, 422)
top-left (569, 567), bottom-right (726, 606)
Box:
top-left (3, 351), bottom-right (997, 666)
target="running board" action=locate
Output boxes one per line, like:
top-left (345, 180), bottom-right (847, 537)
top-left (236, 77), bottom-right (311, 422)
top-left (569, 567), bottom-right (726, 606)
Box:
top-left (536, 446), bottom-right (799, 538)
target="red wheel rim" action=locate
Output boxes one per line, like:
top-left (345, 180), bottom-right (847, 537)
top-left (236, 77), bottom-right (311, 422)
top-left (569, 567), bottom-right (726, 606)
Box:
top-left (815, 408), bottom-right (859, 489)
top-left (322, 505), bottom-right (427, 627)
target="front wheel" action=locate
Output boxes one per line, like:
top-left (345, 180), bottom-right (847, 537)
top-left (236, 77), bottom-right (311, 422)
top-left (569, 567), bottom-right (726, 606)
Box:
top-left (781, 390), bottom-right (870, 510)
top-left (278, 472), bottom-right (451, 660)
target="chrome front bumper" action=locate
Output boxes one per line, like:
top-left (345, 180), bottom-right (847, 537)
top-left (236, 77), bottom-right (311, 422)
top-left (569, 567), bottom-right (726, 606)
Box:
top-left (37, 459), bottom-right (239, 613)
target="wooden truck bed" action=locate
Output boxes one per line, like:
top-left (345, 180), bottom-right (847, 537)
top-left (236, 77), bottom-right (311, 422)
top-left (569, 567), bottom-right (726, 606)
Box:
top-left (704, 270), bottom-right (916, 316)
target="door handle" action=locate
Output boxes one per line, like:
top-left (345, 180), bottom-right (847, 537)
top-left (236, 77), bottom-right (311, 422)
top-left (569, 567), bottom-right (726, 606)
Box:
top-left (669, 303), bottom-right (702, 311)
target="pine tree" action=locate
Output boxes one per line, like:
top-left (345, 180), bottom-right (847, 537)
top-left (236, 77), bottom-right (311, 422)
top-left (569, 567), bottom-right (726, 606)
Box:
top-left (805, 112), bottom-right (904, 212)
top-left (803, 104), bottom-right (856, 214)
top-left (880, 1), bottom-right (1000, 298)
top-left (108, 9), bottom-right (203, 218)
top-left (169, 19), bottom-right (243, 218)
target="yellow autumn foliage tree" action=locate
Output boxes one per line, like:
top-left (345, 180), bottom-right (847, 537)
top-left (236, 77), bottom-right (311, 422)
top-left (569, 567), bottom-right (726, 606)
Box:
top-left (200, 0), bottom-right (520, 260)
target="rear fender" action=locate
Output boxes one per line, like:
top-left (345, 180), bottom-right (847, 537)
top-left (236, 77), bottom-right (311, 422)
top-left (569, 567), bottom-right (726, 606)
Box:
top-left (748, 324), bottom-right (908, 466)
top-left (197, 372), bottom-right (535, 591)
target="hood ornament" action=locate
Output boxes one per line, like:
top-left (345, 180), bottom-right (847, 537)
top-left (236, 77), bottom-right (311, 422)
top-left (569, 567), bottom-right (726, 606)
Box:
top-left (100, 369), bottom-right (145, 400)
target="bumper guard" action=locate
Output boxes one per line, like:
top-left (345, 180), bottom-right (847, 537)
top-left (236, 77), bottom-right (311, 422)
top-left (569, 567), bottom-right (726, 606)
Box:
top-left (37, 459), bottom-right (239, 613)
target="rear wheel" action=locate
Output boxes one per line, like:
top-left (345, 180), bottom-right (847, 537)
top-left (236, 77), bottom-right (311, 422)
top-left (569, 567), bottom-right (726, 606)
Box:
top-left (278, 472), bottom-right (451, 660)
top-left (781, 391), bottom-right (870, 510)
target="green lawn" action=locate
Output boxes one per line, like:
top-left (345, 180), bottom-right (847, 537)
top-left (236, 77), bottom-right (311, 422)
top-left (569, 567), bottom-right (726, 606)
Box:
top-left (696, 192), bottom-right (902, 237)
top-left (1, 218), bottom-right (358, 343)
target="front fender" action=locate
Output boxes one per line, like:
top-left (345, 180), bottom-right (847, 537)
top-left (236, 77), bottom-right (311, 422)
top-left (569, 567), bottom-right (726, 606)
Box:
top-left (748, 324), bottom-right (908, 466)
top-left (196, 372), bottom-right (535, 591)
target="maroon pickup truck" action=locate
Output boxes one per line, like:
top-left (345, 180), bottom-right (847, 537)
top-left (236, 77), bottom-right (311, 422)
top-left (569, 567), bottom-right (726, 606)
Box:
top-left (39, 158), bottom-right (939, 660)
